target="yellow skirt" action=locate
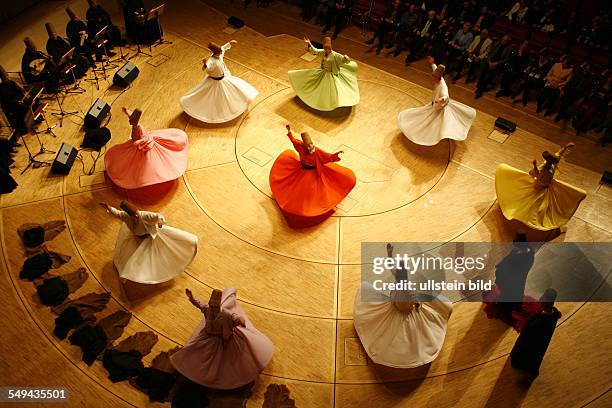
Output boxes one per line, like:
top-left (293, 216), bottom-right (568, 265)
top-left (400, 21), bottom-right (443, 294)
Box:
top-left (495, 164), bottom-right (587, 231)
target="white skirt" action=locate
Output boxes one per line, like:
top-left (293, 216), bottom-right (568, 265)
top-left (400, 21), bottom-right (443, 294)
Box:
top-left (113, 224), bottom-right (198, 284)
top-left (353, 282), bottom-right (452, 368)
top-left (398, 100), bottom-right (476, 146)
top-left (180, 74), bottom-right (259, 123)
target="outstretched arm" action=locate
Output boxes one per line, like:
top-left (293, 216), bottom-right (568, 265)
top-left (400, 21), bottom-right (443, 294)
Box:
top-left (99, 202), bottom-right (131, 223)
top-left (555, 142), bottom-right (575, 159)
top-left (185, 289), bottom-right (208, 312)
top-left (285, 124), bottom-right (300, 148)
top-left (222, 40), bottom-right (237, 52)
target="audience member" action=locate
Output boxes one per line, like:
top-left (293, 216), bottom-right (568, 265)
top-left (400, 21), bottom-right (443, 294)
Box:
top-left (475, 34), bottom-right (513, 98)
top-left (536, 56), bottom-right (573, 115)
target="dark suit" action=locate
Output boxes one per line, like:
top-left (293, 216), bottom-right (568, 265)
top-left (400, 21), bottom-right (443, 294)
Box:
top-left (476, 41), bottom-right (513, 94)
top-left (510, 309), bottom-right (560, 376)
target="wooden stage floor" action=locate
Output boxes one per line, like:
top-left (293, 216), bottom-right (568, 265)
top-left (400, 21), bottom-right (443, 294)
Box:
top-left (0, 1), bottom-right (610, 407)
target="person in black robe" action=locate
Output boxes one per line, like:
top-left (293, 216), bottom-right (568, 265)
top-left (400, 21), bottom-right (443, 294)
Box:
top-left (494, 232), bottom-right (534, 311)
top-left (86, 0), bottom-right (123, 47)
top-left (510, 288), bottom-right (561, 378)
top-left (121, 0), bottom-right (161, 44)
top-left (482, 232), bottom-right (540, 331)
top-left (65, 7), bottom-right (100, 65)
top-left (0, 65), bottom-right (28, 135)
top-left (21, 37), bottom-right (59, 92)
top-left (0, 137), bottom-right (18, 194)
top-left (45, 23), bottom-right (90, 79)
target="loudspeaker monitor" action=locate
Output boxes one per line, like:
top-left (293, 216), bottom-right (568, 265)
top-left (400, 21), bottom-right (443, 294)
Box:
top-left (84, 98), bottom-right (111, 128)
top-left (227, 16), bottom-right (244, 28)
top-left (51, 142), bottom-right (78, 175)
top-left (113, 61), bottom-right (140, 88)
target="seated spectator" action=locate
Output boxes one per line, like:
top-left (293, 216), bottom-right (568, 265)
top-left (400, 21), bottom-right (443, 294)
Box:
top-left (475, 34), bottom-right (513, 99)
top-left (505, 0), bottom-right (528, 24)
top-left (496, 40), bottom-right (531, 98)
top-left (454, 1), bottom-right (475, 25)
top-left (390, 3), bottom-right (421, 57)
top-left (537, 56), bottom-right (573, 115)
top-left (511, 49), bottom-right (553, 106)
top-left (322, 0), bottom-right (354, 40)
top-left (301, 0), bottom-right (316, 21)
top-left (524, 0), bottom-right (544, 27)
top-left (452, 28), bottom-right (492, 83)
top-left (576, 16), bottom-right (610, 49)
top-left (554, 62), bottom-right (596, 122)
top-left (406, 10), bottom-right (438, 63)
top-left (572, 73), bottom-right (611, 134)
top-left (429, 19), bottom-right (455, 65)
top-left (557, 12), bottom-right (580, 41)
top-left (315, 0), bottom-right (333, 26)
top-left (365, 0), bottom-right (404, 54)
top-left (472, 6), bottom-right (492, 33)
top-left (444, 22), bottom-right (474, 74)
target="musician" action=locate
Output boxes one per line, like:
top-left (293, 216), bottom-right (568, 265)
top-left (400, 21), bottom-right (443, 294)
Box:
top-left (21, 37), bottom-right (59, 92)
top-left (45, 23), bottom-right (90, 78)
top-left (0, 65), bottom-right (28, 136)
top-left (86, 0), bottom-right (123, 47)
top-left (65, 7), bottom-right (100, 64)
top-left (121, 0), bottom-right (162, 44)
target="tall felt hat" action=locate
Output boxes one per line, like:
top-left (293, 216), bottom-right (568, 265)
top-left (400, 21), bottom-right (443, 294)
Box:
top-left (207, 42), bottom-right (222, 55)
top-left (300, 131), bottom-right (313, 146)
top-left (209, 289), bottom-right (223, 308)
top-left (542, 150), bottom-right (560, 164)
top-left (433, 64), bottom-right (446, 78)
top-left (323, 36), bottom-right (332, 48)
top-left (119, 200), bottom-right (138, 216)
top-left (45, 23), bottom-right (57, 37)
top-left (540, 288), bottom-right (558, 304)
top-left (65, 7), bottom-right (77, 20)
top-left (24, 37), bottom-right (37, 51)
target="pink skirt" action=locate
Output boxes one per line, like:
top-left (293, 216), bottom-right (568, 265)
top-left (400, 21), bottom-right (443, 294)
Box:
top-left (104, 129), bottom-right (188, 189)
top-left (170, 287), bottom-right (274, 389)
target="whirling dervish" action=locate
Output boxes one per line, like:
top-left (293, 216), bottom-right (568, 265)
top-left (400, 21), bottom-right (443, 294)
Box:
top-left (288, 36), bottom-right (359, 111)
top-left (354, 244), bottom-right (453, 368)
top-left (398, 56), bottom-right (476, 146)
top-left (170, 287), bottom-right (274, 389)
top-left (180, 40), bottom-right (258, 123)
top-left (495, 142), bottom-right (587, 231)
top-left (100, 200), bottom-right (198, 284)
top-left (104, 107), bottom-right (189, 190)
top-left (269, 125), bottom-right (356, 224)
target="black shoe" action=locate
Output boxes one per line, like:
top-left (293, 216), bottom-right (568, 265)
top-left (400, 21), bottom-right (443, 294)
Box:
top-left (365, 37), bottom-right (375, 45)
top-left (536, 106), bottom-right (543, 113)
top-left (385, 43), bottom-right (393, 49)
top-left (465, 77), bottom-right (473, 84)
top-left (376, 48), bottom-right (381, 55)
top-left (452, 73), bottom-right (461, 81)
top-left (522, 100), bottom-right (528, 107)
top-left (475, 91), bottom-right (482, 99)
top-left (332, 34), bottom-right (338, 40)
top-left (544, 110), bottom-right (553, 117)
top-left (107, 51), bottom-right (117, 57)
top-left (392, 49), bottom-right (400, 57)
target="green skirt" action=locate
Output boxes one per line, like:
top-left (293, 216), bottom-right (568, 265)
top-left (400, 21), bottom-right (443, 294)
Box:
top-left (288, 62), bottom-right (360, 111)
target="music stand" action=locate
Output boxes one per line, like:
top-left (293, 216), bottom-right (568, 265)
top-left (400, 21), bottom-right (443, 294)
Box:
top-left (150, 4), bottom-right (171, 47)
top-left (21, 88), bottom-right (54, 173)
top-left (59, 47), bottom-right (85, 94)
top-left (94, 25), bottom-right (117, 70)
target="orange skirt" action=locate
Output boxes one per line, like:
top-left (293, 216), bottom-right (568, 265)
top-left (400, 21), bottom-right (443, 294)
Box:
top-left (269, 150), bottom-right (356, 217)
